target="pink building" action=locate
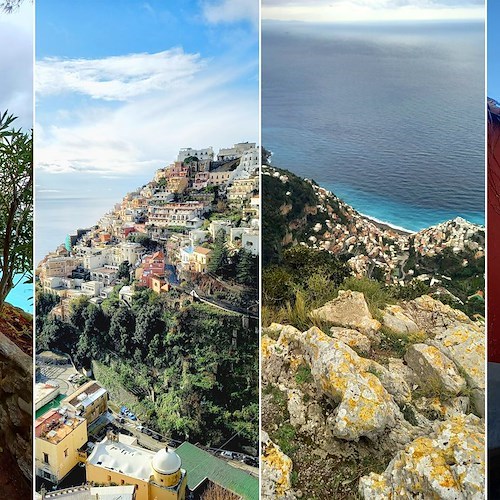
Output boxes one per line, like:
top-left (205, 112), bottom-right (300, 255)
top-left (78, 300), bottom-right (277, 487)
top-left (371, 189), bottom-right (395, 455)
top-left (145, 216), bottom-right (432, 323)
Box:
top-left (138, 251), bottom-right (166, 288)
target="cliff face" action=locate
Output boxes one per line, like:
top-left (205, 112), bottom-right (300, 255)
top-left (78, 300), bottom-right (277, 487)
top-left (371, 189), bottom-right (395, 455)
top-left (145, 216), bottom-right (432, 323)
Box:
top-left (0, 304), bottom-right (32, 496)
top-left (261, 292), bottom-right (484, 499)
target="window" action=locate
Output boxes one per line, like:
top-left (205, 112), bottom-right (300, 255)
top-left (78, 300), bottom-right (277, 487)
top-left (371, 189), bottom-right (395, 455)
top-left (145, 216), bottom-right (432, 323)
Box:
top-left (43, 453), bottom-right (49, 464)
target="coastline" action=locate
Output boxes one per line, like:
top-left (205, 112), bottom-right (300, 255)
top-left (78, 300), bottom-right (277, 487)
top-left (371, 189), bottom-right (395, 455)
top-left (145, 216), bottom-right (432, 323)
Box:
top-left (359, 212), bottom-right (414, 236)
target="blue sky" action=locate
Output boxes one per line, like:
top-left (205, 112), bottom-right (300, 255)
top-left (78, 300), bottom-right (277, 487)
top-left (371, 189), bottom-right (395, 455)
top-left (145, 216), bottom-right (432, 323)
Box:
top-left (489, 2), bottom-right (500, 99)
top-left (35, 0), bottom-right (258, 258)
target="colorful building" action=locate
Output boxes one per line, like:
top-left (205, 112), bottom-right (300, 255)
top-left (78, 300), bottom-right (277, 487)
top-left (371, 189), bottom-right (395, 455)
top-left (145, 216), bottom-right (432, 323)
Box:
top-left (86, 435), bottom-right (187, 500)
top-left (60, 381), bottom-right (108, 425)
top-left (35, 409), bottom-right (88, 485)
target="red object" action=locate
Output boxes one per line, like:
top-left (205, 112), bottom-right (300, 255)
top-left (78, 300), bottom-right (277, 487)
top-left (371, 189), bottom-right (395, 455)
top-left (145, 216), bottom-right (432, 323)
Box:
top-left (489, 100), bottom-right (500, 362)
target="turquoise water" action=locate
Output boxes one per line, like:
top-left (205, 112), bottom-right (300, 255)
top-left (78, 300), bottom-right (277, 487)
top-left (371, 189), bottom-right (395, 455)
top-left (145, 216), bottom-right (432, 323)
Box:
top-left (6, 275), bottom-right (33, 313)
top-left (328, 182), bottom-right (485, 233)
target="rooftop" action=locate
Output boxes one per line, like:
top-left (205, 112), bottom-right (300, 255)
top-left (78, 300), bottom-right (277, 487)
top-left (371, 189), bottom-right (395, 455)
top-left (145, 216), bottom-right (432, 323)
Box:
top-left (176, 442), bottom-right (258, 500)
top-left (63, 381), bottom-right (107, 410)
top-left (87, 436), bottom-right (156, 481)
top-left (41, 485), bottom-right (136, 500)
top-left (194, 247), bottom-right (212, 255)
top-left (35, 409), bottom-right (85, 444)
top-left (35, 383), bottom-right (60, 405)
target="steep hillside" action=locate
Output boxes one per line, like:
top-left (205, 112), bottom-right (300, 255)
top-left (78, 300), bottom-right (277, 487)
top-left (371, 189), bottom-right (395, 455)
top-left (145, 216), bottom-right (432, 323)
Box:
top-left (263, 166), bottom-right (484, 317)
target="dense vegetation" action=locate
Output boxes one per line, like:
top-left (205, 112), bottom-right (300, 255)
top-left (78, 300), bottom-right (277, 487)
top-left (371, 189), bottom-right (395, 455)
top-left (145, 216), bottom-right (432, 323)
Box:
top-left (0, 112), bottom-right (33, 310)
top-left (262, 168), bottom-right (318, 266)
top-left (263, 160), bottom-right (484, 321)
top-left (36, 288), bottom-right (258, 450)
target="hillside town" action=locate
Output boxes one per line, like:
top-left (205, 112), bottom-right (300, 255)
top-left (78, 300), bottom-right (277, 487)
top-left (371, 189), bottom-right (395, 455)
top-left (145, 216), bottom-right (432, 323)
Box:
top-left (38, 143), bottom-right (259, 319)
top-left (35, 143), bottom-right (260, 499)
top-left (264, 166), bottom-right (485, 307)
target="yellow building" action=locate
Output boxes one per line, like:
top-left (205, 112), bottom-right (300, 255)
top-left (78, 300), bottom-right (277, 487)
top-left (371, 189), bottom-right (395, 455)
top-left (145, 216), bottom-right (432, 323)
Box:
top-left (35, 409), bottom-right (88, 484)
top-left (167, 176), bottom-right (189, 194)
top-left (86, 434), bottom-right (187, 500)
top-left (192, 247), bottom-right (212, 273)
top-left (60, 380), bottom-right (109, 424)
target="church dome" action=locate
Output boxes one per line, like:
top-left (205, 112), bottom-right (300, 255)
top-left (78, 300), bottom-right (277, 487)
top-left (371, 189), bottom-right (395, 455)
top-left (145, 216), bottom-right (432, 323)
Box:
top-left (152, 447), bottom-right (182, 475)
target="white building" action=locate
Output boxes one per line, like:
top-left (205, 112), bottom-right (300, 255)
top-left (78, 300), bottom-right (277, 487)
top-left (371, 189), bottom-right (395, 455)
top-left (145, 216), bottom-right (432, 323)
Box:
top-left (217, 142), bottom-right (256, 161)
top-left (148, 202), bottom-right (207, 228)
top-left (177, 146), bottom-right (214, 162)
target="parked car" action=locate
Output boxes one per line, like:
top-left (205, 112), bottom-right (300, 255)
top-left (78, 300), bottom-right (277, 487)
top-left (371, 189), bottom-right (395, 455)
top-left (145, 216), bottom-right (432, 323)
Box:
top-left (220, 451), bottom-right (234, 459)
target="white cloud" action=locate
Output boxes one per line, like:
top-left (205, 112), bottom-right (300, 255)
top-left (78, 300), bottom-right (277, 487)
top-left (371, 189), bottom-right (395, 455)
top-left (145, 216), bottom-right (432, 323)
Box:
top-left (36, 50), bottom-right (258, 177)
top-left (0, 3), bottom-right (33, 130)
top-left (203, 0), bottom-right (258, 26)
top-left (36, 49), bottom-right (204, 101)
top-left (263, 0), bottom-right (484, 22)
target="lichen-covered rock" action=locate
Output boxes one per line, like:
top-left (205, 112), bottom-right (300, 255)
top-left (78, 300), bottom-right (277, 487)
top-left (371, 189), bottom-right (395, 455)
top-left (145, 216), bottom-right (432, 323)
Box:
top-left (359, 414), bottom-right (484, 499)
top-left (298, 327), bottom-right (399, 440)
top-left (388, 357), bottom-right (418, 387)
top-left (414, 396), bottom-right (470, 422)
top-left (262, 335), bottom-right (288, 384)
top-left (261, 431), bottom-right (296, 499)
top-left (287, 389), bottom-right (307, 428)
top-left (405, 343), bottom-right (466, 395)
top-left (429, 324), bottom-right (485, 417)
top-left (382, 304), bottom-right (419, 335)
top-left (402, 295), bottom-right (473, 336)
top-left (310, 290), bottom-right (381, 335)
top-left (329, 326), bottom-right (371, 355)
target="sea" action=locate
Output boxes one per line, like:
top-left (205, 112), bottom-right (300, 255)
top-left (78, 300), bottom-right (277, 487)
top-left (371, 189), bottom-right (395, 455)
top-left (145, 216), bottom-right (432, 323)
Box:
top-left (262, 20), bottom-right (485, 232)
top-left (35, 172), bottom-right (151, 265)
top-left (6, 275), bottom-right (33, 313)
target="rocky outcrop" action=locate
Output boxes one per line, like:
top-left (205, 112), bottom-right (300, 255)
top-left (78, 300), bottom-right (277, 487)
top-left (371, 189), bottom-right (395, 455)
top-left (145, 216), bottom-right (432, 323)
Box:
top-left (359, 414), bottom-right (484, 499)
top-left (329, 326), bottom-right (371, 355)
top-left (261, 431), bottom-right (295, 499)
top-left (299, 327), bottom-right (399, 440)
top-left (310, 290), bottom-right (381, 337)
top-left (429, 324), bottom-right (485, 417)
top-left (401, 295), bottom-right (473, 336)
top-left (0, 330), bottom-right (32, 483)
top-left (264, 325), bottom-right (407, 440)
top-left (262, 292), bottom-right (485, 499)
top-left (382, 304), bottom-right (419, 335)
top-left (405, 343), bottom-right (466, 395)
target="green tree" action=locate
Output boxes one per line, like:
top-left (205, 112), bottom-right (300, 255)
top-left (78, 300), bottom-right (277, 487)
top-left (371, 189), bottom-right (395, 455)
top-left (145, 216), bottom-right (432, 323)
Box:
top-left (0, 112), bottom-right (33, 310)
top-left (208, 229), bottom-right (228, 276)
top-left (117, 260), bottom-right (131, 280)
top-left (36, 291), bottom-right (60, 317)
top-left (236, 249), bottom-right (257, 286)
top-left (109, 305), bottom-right (136, 355)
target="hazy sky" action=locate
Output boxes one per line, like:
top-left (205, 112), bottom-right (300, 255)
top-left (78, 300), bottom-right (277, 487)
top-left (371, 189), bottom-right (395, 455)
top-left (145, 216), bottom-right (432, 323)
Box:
top-left (263, 0), bottom-right (484, 22)
top-left (0, 2), bottom-right (33, 130)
